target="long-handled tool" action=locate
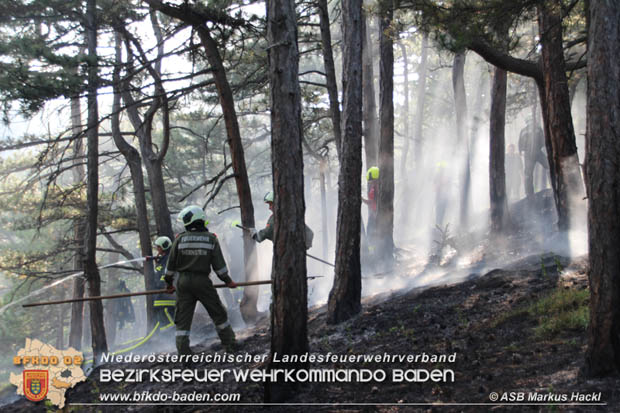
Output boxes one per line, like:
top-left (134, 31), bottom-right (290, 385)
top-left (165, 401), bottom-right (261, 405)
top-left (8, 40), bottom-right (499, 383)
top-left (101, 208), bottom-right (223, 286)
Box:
top-left (22, 276), bottom-right (324, 308)
top-left (234, 222), bottom-right (335, 268)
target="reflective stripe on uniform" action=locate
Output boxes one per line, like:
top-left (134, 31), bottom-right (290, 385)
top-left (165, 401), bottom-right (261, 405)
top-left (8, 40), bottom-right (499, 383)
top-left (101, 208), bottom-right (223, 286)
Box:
top-left (215, 266), bottom-right (228, 276)
top-left (175, 330), bottom-right (190, 336)
top-left (154, 300), bottom-right (176, 307)
top-left (215, 321), bottom-right (230, 331)
top-left (178, 242), bottom-right (214, 250)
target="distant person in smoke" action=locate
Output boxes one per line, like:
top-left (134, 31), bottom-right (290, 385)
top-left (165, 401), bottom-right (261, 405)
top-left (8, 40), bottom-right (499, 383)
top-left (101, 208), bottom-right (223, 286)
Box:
top-left (250, 191), bottom-right (314, 250)
top-left (362, 166), bottom-right (379, 241)
top-left (116, 280), bottom-right (135, 330)
top-left (164, 205), bottom-right (238, 355)
top-left (505, 144), bottom-right (523, 201)
top-left (518, 118), bottom-right (549, 197)
top-left (147, 236), bottom-right (176, 335)
top-left (434, 161), bottom-right (449, 228)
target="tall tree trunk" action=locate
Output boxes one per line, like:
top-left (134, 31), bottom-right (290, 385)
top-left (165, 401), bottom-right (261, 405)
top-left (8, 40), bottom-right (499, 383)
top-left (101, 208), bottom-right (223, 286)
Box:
top-left (398, 41), bottom-right (410, 188)
top-left (195, 27), bottom-right (259, 324)
top-left (320, 158), bottom-right (329, 261)
top-left (537, 0), bottom-right (585, 231)
top-left (69, 60), bottom-right (86, 350)
top-left (489, 66), bottom-right (509, 233)
top-left (327, 0), bottom-right (363, 325)
top-left (413, 33), bottom-right (428, 166)
top-left (377, 1), bottom-right (395, 265)
top-left (583, 0), bottom-right (620, 377)
top-left (84, 0), bottom-right (107, 360)
top-left (317, 0), bottom-right (342, 159)
top-left (265, 0), bottom-right (308, 401)
top-left (111, 33), bottom-right (157, 332)
top-left (362, 10), bottom-right (378, 168)
top-left (452, 51), bottom-right (471, 228)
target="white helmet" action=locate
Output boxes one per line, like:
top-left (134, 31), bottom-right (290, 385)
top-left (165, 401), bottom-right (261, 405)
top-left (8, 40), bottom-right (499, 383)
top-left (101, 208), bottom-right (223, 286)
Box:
top-left (177, 205), bottom-right (206, 227)
top-left (154, 236), bottom-right (172, 250)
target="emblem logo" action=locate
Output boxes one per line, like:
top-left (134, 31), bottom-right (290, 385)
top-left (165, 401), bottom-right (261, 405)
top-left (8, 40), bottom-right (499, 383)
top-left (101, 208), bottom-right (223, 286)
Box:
top-left (23, 370), bottom-right (48, 402)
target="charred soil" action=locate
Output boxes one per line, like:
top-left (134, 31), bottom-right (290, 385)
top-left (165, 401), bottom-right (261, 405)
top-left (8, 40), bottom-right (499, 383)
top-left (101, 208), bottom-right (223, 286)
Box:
top-left (7, 252), bottom-right (620, 412)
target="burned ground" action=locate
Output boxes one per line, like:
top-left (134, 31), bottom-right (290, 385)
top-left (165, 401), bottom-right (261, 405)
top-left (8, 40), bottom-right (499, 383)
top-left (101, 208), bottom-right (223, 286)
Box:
top-left (6, 245), bottom-right (619, 413)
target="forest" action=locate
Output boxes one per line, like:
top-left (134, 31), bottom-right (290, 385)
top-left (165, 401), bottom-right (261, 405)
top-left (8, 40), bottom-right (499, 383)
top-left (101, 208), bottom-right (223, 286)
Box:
top-left (0, 0), bottom-right (619, 410)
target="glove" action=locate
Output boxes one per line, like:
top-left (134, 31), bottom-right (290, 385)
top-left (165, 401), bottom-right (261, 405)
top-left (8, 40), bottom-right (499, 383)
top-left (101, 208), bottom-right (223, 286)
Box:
top-left (145, 255), bottom-right (155, 261)
top-left (249, 228), bottom-right (258, 240)
top-left (164, 273), bottom-right (174, 288)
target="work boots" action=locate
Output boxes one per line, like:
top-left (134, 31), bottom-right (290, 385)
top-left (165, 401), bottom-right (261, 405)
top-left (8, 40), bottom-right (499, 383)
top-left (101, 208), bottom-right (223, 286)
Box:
top-left (176, 335), bottom-right (192, 356)
top-left (217, 325), bottom-right (237, 353)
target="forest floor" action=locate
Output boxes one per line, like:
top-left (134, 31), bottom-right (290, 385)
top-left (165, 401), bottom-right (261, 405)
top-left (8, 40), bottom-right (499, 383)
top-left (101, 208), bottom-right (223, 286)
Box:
top-left (6, 193), bottom-right (620, 412)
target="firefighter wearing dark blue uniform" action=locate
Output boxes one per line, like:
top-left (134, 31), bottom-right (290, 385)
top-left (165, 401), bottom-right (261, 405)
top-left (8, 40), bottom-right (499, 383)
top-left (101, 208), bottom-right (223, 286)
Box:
top-left (164, 206), bottom-right (238, 355)
top-left (151, 236), bottom-right (175, 333)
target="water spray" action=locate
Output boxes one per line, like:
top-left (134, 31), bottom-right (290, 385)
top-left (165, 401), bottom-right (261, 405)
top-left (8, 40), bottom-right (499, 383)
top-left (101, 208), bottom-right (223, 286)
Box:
top-left (0, 256), bottom-right (148, 314)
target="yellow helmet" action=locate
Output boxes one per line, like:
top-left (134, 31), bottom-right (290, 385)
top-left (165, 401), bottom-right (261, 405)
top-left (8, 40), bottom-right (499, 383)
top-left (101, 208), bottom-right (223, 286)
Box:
top-left (366, 166), bottom-right (379, 181)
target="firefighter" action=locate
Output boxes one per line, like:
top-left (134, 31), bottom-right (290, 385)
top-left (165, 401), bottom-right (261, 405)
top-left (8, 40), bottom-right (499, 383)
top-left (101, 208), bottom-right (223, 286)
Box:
top-left (116, 280), bottom-right (135, 330)
top-left (518, 118), bottom-right (549, 197)
top-left (164, 205), bottom-right (238, 355)
top-left (362, 166), bottom-right (379, 239)
top-left (150, 236), bottom-right (175, 334)
top-left (250, 191), bottom-right (313, 249)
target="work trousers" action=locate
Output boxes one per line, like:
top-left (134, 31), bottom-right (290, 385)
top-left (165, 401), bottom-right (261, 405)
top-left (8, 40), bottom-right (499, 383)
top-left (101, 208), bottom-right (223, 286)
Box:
top-left (174, 272), bottom-right (235, 354)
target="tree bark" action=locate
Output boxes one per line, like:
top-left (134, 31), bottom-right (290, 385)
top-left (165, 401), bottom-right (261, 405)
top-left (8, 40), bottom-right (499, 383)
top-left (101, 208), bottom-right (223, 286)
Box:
top-left (362, 10), bottom-right (379, 168)
top-left (537, 0), bottom-right (585, 231)
top-left (317, 0), bottom-right (342, 159)
top-left (583, 0), bottom-right (620, 377)
top-left (452, 51), bottom-right (471, 228)
top-left (413, 33), bottom-right (428, 167)
top-left (327, 0), bottom-right (363, 325)
top-left (69, 55), bottom-right (86, 350)
top-left (489, 66), bottom-right (509, 234)
top-left (398, 41), bottom-right (410, 188)
top-left (377, 1), bottom-right (395, 265)
top-left (84, 0), bottom-right (107, 360)
top-left (320, 158), bottom-right (329, 261)
top-left (265, 0), bottom-right (308, 401)
top-left (112, 33), bottom-right (157, 332)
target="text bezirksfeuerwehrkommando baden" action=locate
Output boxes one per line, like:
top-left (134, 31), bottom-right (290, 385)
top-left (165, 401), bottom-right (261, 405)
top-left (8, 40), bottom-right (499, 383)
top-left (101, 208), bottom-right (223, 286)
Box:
top-left (98, 352), bottom-right (457, 384)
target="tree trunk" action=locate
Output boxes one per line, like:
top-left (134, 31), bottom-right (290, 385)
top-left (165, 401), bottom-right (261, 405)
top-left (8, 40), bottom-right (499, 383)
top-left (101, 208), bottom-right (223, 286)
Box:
top-left (112, 33), bottom-right (157, 332)
top-left (84, 0), bottom-right (107, 360)
top-left (537, 0), bottom-right (585, 231)
top-left (377, 2), bottom-right (395, 265)
top-left (317, 0), bottom-right (342, 159)
top-left (413, 33), bottom-right (428, 167)
top-left (489, 66), bottom-right (509, 234)
top-left (398, 41), bottom-right (410, 188)
top-left (69, 59), bottom-right (86, 350)
top-left (320, 158), bottom-right (329, 261)
top-left (452, 51), bottom-right (471, 228)
top-left (583, 0), bottom-right (620, 377)
top-left (265, 0), bottom-right (308, 401)
top-left (362, 10), bottom-right (378, 168)
top-left (195, 26), bottom-right (259, 325)
top-left (327, 0), bottom-right (363, 325)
